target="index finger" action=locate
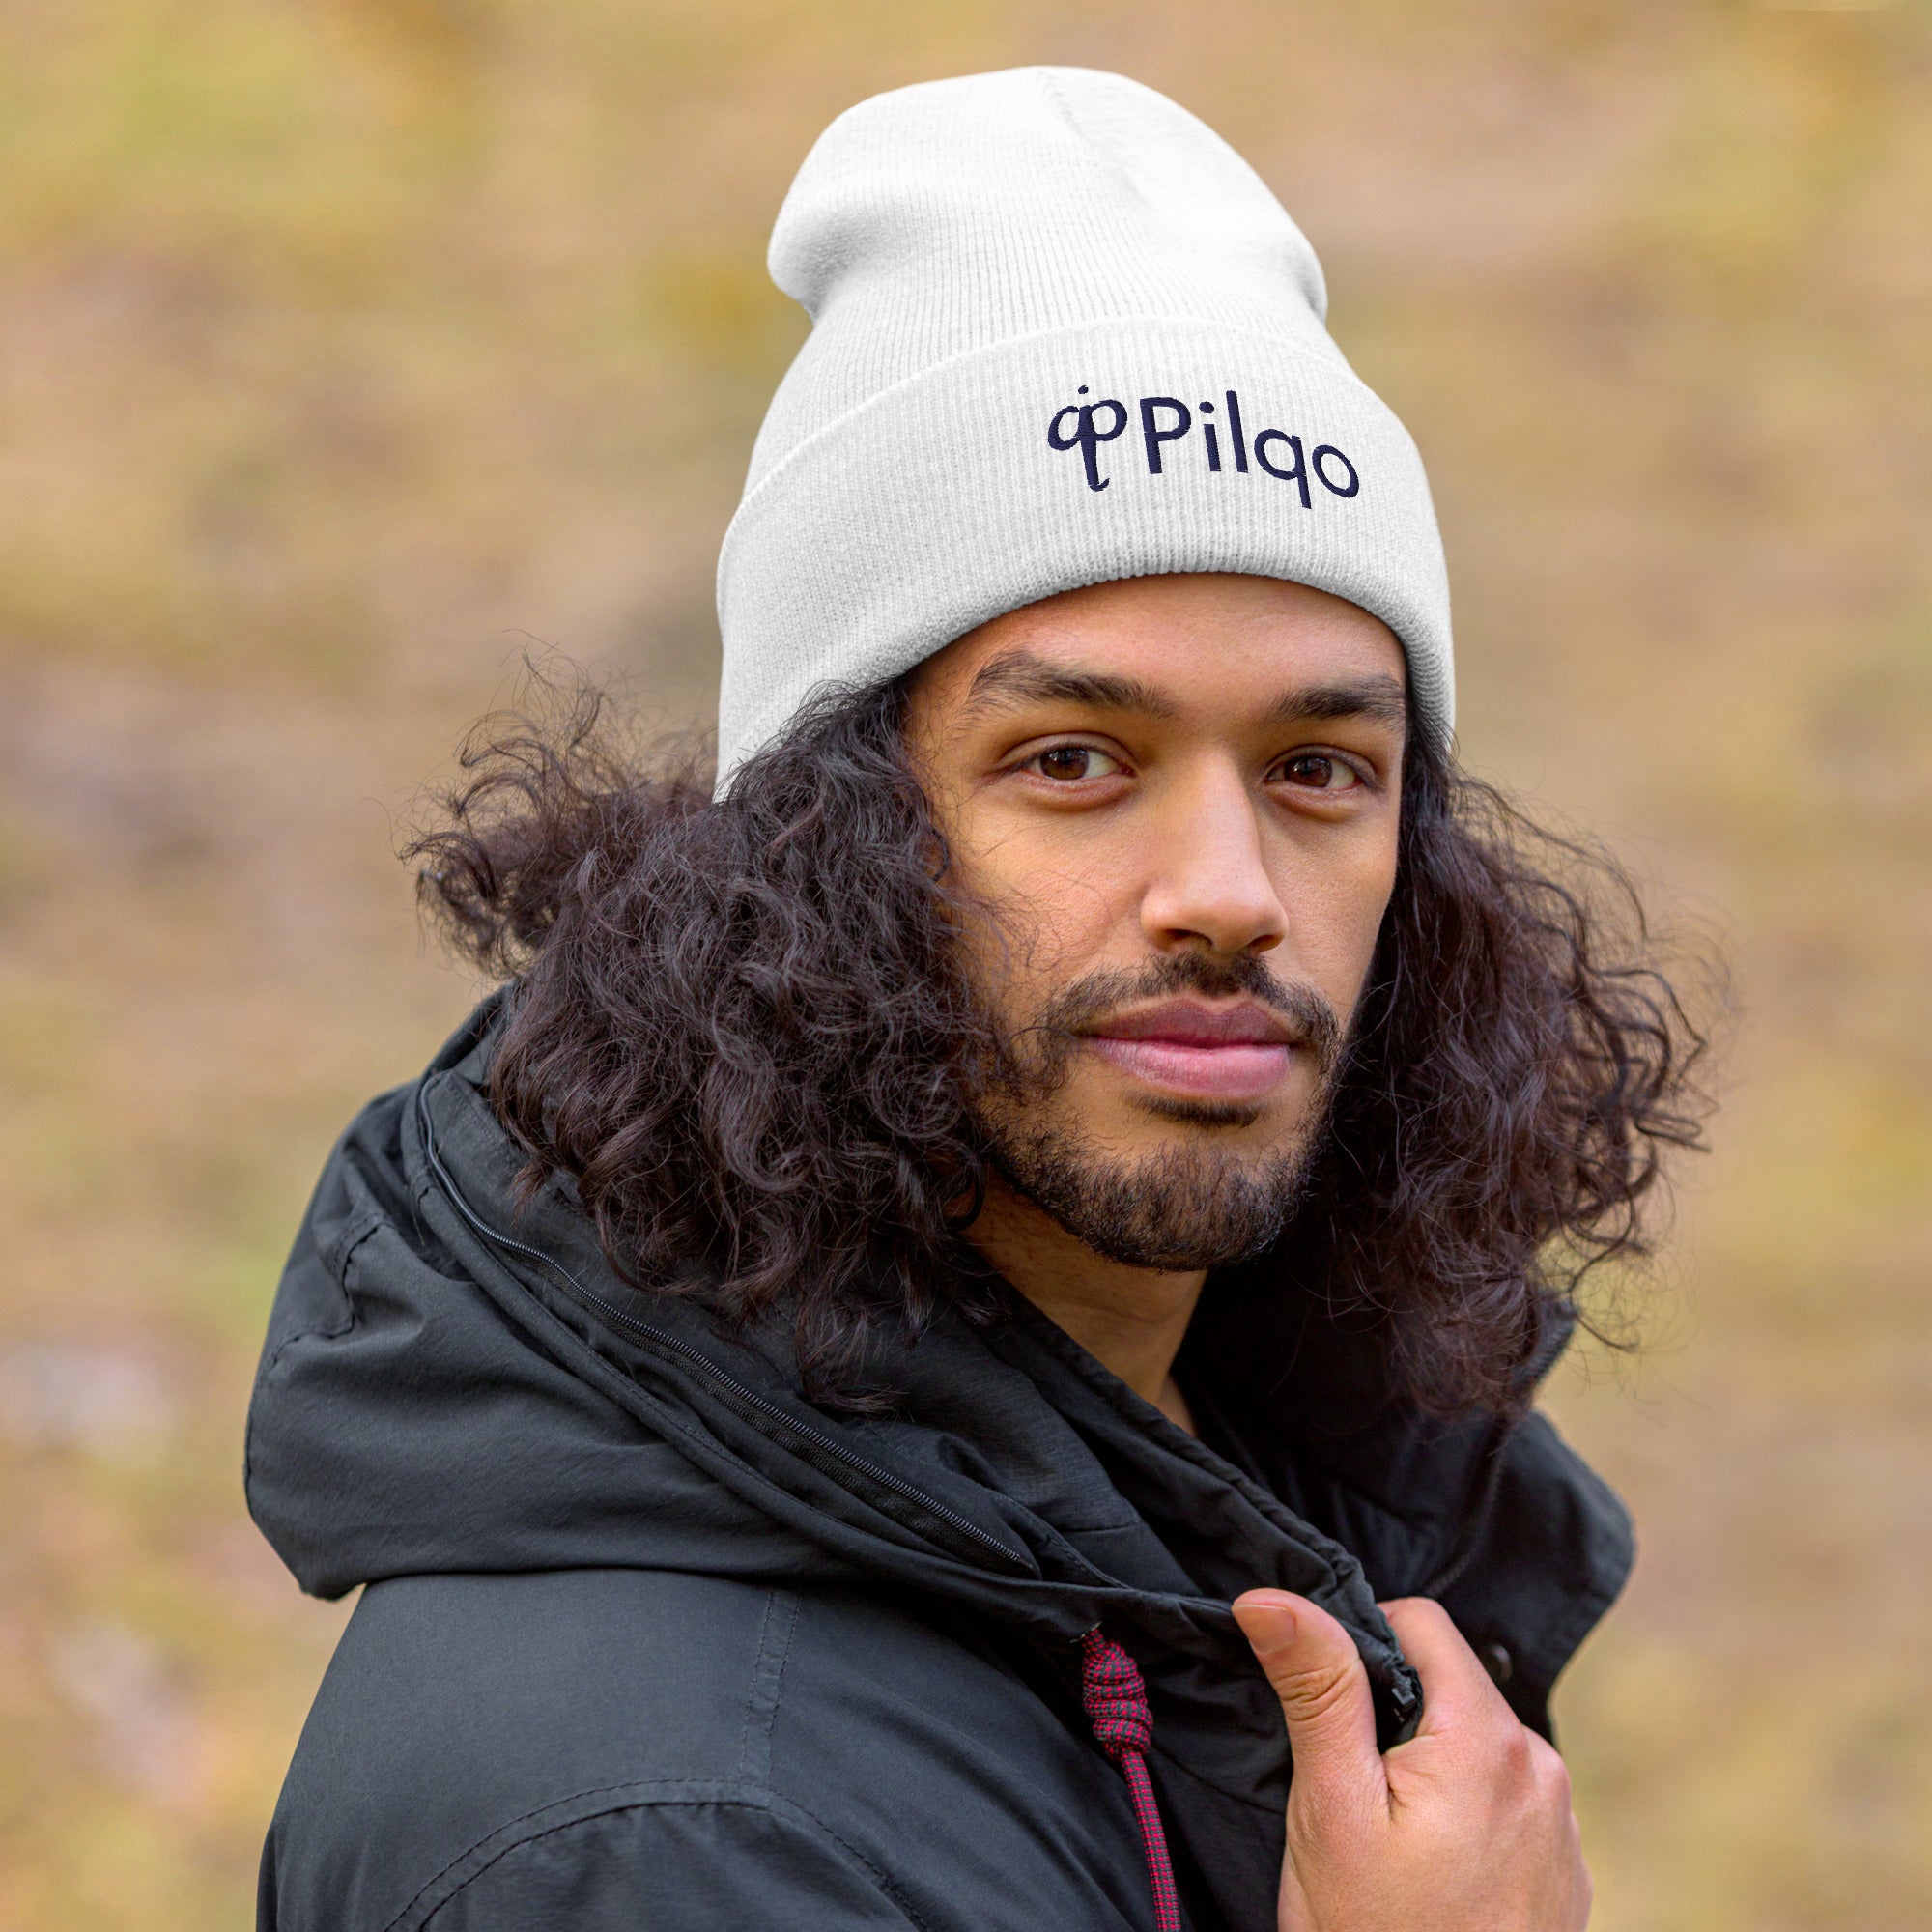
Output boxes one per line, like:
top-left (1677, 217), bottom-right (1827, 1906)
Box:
top-left (1378, 1597), bottom-right (1517, 1737)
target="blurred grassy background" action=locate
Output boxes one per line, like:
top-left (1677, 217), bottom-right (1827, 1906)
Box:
top-left (1, 2), bottom-right (1927, 1925)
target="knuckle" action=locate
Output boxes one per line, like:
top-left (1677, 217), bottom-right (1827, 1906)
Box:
top-left (1526, 1735), bottom-right (1573, 1802)
top-left (1381, 1595), bottom-right (1452, 1638)
top-left (1495, 1721), bottom-right (1536, 1777)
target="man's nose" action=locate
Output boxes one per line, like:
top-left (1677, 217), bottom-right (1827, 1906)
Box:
top-left (1138, 762), bottom-right (1289, 958)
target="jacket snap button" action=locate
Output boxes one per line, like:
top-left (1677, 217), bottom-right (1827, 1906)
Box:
top-left (1479, 1641), bottom-right (1514, 1687)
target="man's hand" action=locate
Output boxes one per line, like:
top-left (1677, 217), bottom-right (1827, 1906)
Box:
top-left (1232, 1591), bottom-right (1591, 1932)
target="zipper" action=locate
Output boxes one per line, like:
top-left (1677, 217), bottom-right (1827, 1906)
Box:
top-left (412, 1079), bottom-right (1022, 1570)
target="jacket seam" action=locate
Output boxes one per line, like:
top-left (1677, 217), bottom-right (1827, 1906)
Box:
top-left (737, 1585), bottom-right (799, 1787)
top-left (766, 1789), bottom-right (935, 1932)
top-left (385, 1777), bottom-right (665, 1931)
top-left (393, 1780), bottom-right (929, 1932)
top-left (258, 1207), bottom-right (380, 1383)
top-left (325, 1200), bottom-right (387, 1285)
top-left (244, 1206), bottom-right (381, 1492)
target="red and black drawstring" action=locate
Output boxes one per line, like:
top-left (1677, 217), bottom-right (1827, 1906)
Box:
top-left (1079, 1628), bottom-right (1181, 1932)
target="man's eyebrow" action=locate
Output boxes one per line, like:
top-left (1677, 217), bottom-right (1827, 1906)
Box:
top-left (964, 652), bottom-right (1408, 735)
top-left (1262, 673), bottom-right (1409, 733)
top-left (960, 648), bottom-right (1177, 720)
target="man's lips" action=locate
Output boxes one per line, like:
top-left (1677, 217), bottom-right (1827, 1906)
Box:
top-left (1080, 999), bottom-right (1300, 1103)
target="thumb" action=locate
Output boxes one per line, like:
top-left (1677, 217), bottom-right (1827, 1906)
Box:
top-left (1233, 1591), bottom-right (1383, 1797)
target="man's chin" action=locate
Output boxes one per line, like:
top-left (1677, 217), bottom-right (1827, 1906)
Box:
top-left (986, 1121), bottom-right (1317, 1273)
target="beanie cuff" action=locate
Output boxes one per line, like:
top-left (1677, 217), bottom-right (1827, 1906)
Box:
top-left (715, 315), bottom-right (1453, 781)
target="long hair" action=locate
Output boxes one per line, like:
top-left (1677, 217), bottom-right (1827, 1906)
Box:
top-left (410, 671), bottom-right (1713, 1413)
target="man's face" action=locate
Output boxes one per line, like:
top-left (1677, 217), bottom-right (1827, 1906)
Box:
top-left (904, 572), bottom-right (1408, 1271)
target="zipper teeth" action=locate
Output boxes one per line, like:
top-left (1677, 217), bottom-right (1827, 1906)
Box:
top-left (413, 1082), bottom-right (1019, 1567)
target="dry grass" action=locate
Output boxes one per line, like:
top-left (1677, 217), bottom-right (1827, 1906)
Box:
top-left (1, 3), bottom-right (1927, 1925)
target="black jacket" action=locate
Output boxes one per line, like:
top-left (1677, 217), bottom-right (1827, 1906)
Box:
top-left (248, 1004), bottom-right (1633, 1931)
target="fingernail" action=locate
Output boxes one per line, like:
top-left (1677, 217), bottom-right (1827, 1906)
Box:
top-left (1234, 1592), bottom-right (1299, 1645)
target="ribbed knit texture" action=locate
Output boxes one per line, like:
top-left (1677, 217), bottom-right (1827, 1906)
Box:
top-left (715, 66), bottom-right (1454, 781)
top-left (1080, 1628), bottom-right (1182, 1932)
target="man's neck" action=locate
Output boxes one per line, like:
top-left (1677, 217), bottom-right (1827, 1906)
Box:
top-left (966, 1172), bottom-right (1204, 1435)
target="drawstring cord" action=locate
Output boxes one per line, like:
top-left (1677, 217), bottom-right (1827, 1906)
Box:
top-left (1079, 1629), bottom-right (1181, 1932)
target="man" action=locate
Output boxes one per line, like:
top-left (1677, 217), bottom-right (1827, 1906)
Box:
top-left (250, 68), bottom-right (1706, 1931)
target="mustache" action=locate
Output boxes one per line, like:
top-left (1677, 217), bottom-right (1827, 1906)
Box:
top-left (1021, 952), bottom-right (1345, 1077)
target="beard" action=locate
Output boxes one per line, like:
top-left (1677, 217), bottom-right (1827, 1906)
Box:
top-left (971, 952), bottom-right (1347, 1272)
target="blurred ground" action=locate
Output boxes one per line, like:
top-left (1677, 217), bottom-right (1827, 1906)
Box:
top-left (0, 3), bottom-right (1927, 1926)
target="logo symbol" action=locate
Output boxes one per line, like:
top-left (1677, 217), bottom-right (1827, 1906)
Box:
top-left (1046, 388), bottom-right (1130, 493)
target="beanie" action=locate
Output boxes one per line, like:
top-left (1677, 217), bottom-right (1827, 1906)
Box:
top-left (714, 66), bottom-right (1453, 781)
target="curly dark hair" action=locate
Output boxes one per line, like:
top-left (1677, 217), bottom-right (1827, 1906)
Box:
top-left (410, 670), bottom-right (1714, 1414)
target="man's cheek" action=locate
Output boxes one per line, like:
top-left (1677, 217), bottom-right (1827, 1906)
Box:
top-left (987, 902), bottom-right (1116, 1012)
top-left (1308, 871), bottom-right (1396, 1015)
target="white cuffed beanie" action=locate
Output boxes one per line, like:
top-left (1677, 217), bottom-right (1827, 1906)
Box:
top-left (714, 66), bottom-right (1453, 781)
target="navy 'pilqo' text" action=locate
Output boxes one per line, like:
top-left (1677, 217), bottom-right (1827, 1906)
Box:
top-left (1047, 387), bottom-right (1361, 504)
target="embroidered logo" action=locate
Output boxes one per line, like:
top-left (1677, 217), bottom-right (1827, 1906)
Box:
top-left (1047, 387), bottom-right (1360, 504)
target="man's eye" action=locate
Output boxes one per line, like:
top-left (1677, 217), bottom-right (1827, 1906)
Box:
top-left (1030, 745), bottom-right (1121, 781)
top-left (1276, 753), bottom-right (1361, 791)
